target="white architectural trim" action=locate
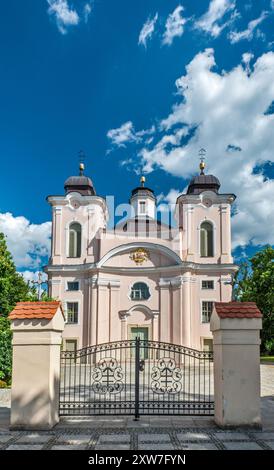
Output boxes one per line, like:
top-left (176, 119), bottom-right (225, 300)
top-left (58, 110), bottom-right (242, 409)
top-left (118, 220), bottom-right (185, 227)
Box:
top-left (200, 278), bottom-right (216, 290)
top-left (65, 220), bottom-right (83, 259)
top-left (176, 191), bottom-right (236, 206)
top-left (200, 298), bottom-right (217, 324)
top-left (198, 218), bottom-right (216, 259)
top-left (45, 261), bottom-right (238, 275)
top-left (64, 300), bottom-right (80, 325)
top-left (119, 304), bottom-right (159, 320)
top-left (86, 276), bottom-right (120, 288)
top-left (48, 279), bottom-right (62, 285)
top-left (97, 242), bottom-right (182, 268)
top-left (159, 275), bottom-right (197, 288)
top-left (66, 280), bottom-right (80, 291)
top-left (97, 278), bottom-right (120, 288)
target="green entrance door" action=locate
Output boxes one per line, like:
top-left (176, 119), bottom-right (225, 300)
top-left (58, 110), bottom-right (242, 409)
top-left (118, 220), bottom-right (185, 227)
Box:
top-left (131, 327), bottom-right (149, 359)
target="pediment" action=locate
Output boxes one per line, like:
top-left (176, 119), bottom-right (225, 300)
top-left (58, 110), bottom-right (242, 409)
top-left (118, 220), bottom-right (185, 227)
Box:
top-left (98, 243), bottom-right (182, 269)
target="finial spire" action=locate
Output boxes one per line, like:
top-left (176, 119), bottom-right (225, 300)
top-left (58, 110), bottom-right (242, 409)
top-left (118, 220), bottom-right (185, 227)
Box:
top-left (79, 150), bottom-right (85, 176)
top-left (199, 148), bottom-right (206, 175)
top-left (140, 175), bottom-right (146, 187)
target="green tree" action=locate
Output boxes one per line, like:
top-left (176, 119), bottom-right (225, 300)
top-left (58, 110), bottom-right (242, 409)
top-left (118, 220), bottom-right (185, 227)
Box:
top-left (0, 316), bottom-right (12, 385)
top-left (0, 233), bottom-right (33, 317)
top-left (234, 246), bottom-right (274, 353)
top-left (0, 233), bottom-right (38, 384)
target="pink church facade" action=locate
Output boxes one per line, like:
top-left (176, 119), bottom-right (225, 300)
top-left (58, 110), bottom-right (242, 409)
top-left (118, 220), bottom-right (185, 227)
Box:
top-left (45, 164), bottom-right (237, 353)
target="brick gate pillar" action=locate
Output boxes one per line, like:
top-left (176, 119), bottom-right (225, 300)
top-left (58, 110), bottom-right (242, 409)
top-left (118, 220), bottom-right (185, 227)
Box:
top-left (9, 301), bottom-right (65, 430)
top-left (210, 302), bottom-right (262, 428)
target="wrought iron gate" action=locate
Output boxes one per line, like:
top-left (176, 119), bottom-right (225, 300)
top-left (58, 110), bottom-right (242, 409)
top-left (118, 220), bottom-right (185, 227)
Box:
top-left (59, 339), bottom-right (214, 418)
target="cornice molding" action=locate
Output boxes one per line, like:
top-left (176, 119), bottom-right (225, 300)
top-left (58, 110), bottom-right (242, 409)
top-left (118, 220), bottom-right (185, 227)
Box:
top-left (85, 276), bottom-right (120, 288)
top-left (177, 191), bottom-right (236, 205)
top-left (45, 262), bottom-right (238, 276)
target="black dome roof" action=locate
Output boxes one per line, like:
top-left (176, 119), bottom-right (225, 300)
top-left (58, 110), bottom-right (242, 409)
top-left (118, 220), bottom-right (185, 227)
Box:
top-left (131, 186), bottom-right (156, 199)
top-left (64, 175), bottom-right (96, 196)
top-left (187, 174), bottom-right (220, 195)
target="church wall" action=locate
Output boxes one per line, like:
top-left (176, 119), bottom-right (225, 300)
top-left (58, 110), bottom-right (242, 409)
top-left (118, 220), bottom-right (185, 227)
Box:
top-left (179, 202), bottom-right (233, 264)
top-left (48, 267), bottom-right (233, 352)
top-left (50, 199), bottom-right (105, 266)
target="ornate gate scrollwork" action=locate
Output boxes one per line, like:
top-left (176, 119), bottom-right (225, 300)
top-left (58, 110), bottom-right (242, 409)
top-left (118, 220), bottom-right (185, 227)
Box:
top-left (92, 357), bottom-right (124, 394)
top-left (59, 339), bottom-right (214, 416)
top-left (151, 357), bottom-right (182, 394)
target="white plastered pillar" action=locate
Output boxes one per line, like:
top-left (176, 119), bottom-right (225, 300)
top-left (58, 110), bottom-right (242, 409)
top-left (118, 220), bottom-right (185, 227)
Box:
top-left (10, 307), bottom-right (65, 430)
top-left (210, 303), bottom-right (262, 428)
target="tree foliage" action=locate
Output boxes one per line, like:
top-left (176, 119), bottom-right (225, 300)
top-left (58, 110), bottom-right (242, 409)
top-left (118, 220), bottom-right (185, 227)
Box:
top-left (0, 316), bottom-right (12, 384)
top-left (233, 246), bottom-right (274, 353)
top-left (0, 232), bottom-right (46, 384)
top-left (0, 233), bottom-right (34, 317)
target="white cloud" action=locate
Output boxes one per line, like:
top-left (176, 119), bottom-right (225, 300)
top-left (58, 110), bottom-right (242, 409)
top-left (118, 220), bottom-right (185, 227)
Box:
top-left (138, 13), bottom-right (158, 48)
top-left (0, 213), bottom-right (51, 268)
top-left (47, 0), bottom-right (80, 34)
top-left (195, 0), bottom-right (236, 37)
top-left (242, 52), bottom-right (254, 74)
top-left (228, 11), bottom-right (268, 44)
top-left (162, 5), bottom-right (187, 45)
top-left (136, 48), bottom-right (274, 248)
top-left (84, 3), bottom-right (92, 24)
top-left (107, 121), bottom-right (155, 148)
top-left (107, 121), bottom-right (140, 147)
top-left (271, 0), bottom-right (274, 10)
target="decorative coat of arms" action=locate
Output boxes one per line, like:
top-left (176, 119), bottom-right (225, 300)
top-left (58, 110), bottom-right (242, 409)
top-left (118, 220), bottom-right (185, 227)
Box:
top-left (129, 248), bottom-right (150, 265)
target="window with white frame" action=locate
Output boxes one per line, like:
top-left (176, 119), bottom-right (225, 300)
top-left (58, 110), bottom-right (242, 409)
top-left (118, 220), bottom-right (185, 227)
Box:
top-left (66, 302), bottom-right (79, 324)
top-left (67, 281), bottom-right (79, 291)
top-left (68, 222), bottom-right (81, 258)
top-left (65, 339), bottom-right (77, 353)
top-left (139, 201), bottom-right (146, 214)
top-left (131, 282), bottom-right (150, 300)
top-left (201, 301), bottom-right (214, 323)
top-left (200, 221), bottom-right (213, 257)
top-left (202, 280), bottom-right (214, 290)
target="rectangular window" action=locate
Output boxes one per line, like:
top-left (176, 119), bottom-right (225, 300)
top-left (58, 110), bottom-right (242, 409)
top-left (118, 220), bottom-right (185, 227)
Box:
top-left (139, 201), bottom-right (146, 214)
top-left (65, 339), bottom-right (77, 353)
top-left (202, 280), bottom-right (214, 290)
top-left (67, 281), bottom-right (79, 291)
top-left (66, 302), bottom-right (79, 324)
top-left (203, 339), bottom-right (213, 352)
top-left (201, 301), bottom-right (214, 323)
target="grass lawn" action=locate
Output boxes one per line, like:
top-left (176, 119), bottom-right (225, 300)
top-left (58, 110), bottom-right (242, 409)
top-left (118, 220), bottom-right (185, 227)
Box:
top-left (260, 356), bottom-right (274, 362)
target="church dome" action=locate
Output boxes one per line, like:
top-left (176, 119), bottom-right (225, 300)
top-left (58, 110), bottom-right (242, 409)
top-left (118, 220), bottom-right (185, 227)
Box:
top-left (130, 175), bottom-right (156, 200)
top-left (64, 162), bottom-right (96, 196)
top-left (187, 174), bottom-right (220, 195)
top-left (131, 186), bottom-right (156, 200)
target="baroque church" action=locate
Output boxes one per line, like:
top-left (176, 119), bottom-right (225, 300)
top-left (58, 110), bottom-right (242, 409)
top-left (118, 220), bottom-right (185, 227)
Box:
top-left (45, 159), bottom-right (237, 353)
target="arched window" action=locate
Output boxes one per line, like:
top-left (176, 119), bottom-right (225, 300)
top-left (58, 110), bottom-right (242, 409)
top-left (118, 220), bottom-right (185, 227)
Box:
top-left (68, 222), bottom-right (81, 258)
top-left (131, 282), bottom-right (150, 301)
top-left (200, 221), bottom-right (213, 257)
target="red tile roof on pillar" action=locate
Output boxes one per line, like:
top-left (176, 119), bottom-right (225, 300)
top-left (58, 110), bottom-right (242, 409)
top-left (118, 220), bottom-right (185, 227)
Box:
top-left (214, 302), bottom-right (262, 319)
top-left (8, 301), bottom-right (64, 320)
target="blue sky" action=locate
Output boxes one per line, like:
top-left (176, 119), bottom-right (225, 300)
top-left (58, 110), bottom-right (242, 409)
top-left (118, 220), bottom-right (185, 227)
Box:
top-left (0, 0), bottom-right (273, 280)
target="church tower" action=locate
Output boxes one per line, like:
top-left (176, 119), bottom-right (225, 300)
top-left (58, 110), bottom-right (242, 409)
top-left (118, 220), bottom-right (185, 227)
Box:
top-left (175, 155), bottom-right (236, 264)
top-left (129, 176), bottom-right (156, 219)
top-left (46, 159), bottom-right (108, 295)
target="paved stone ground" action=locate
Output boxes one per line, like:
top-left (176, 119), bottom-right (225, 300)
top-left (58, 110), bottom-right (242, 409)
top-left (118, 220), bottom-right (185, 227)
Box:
top-left (1, 426), bottom-right (274, 450)
top-left (0, 364), bottom-right (273, 451)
